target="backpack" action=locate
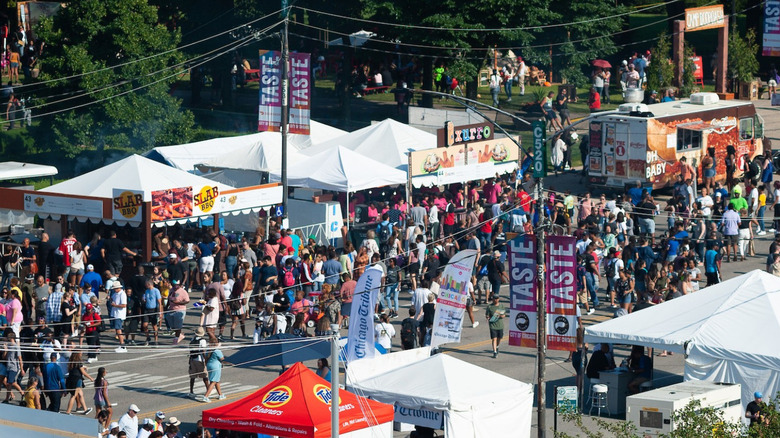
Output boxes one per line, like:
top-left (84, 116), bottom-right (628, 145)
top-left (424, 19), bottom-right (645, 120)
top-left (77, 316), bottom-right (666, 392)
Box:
top-left (282, 267), bottom-right (295, 287)
top-left (489, 74), bottom-right (500, 90)
top-left (400, 318), bottom-right (418, 348)
top-left (378, 222), bottom-right (392, 243)
top-left (189, 336), bottom-right (205, 361)
top-left (749, 160), bottom-right (760, 180)
top-left (608, 258), bottom-right (619, 278)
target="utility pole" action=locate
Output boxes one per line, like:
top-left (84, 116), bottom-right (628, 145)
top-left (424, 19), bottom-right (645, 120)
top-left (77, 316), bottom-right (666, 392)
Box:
top-left (531, 119), bottom-right (547, 438)
top-left (280, 0), bottom-right (290, 222)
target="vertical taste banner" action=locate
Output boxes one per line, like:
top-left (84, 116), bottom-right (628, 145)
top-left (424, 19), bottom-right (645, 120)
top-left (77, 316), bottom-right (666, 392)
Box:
top-left (508, 235), bottom-right (537, 348)
top-left (546, 235), bottom-right (578, 351)
top-left (289, 52), bottom-right (311, 135)
top-left (258, 50), bottom-right (282, 132)
top-left (429, 250), bottom-right (478, 348)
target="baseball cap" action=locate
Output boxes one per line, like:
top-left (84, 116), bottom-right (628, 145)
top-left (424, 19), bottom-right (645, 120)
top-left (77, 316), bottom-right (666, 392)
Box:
top-left (308, 234), bottom-right (316, 240)
top-left (622, 60), bottom-right (628, 65)
top-left (142, 418), bottom-right (154, 427)
top-left (491, 294), bottom-right (500, 300)
top-left (25, 274), bottom-right (34, 281)
top-left (156, 411), bottom-right (165, 419)
top-left (85, 303), bottom-right (93, 311)
top-left (110, 422), bottom-right (119, 430)
top-left (493, 250), bottom-right (501, 257)
top-left (171, 279), bottom-right (179, 284)
top-left (87, 264), bottom-right (94, 271)
top-left (168, 253), bottom-right (177, 259)
top-left (755, 391), bottom-right (763, 399)
top-left (733, 186), bottom-right (742, 195)
top-left (129, 404), bottom-right (140, 413)
top-left (650, 90), bottom-right (657, 95)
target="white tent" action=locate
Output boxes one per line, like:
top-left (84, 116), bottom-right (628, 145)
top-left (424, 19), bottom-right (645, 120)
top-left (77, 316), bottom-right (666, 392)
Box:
top-left (346, 347), bottom-right (432, 385)
top-left (41, 155), bottom-right (234, 201)
top-left (269, 145), bottom-right (406, 193)
top-left (145, 121), bottom-right (347, 171)
top-left (349, 354), bottom-right (533, 438)
top-left (198, 138), bottom-right (308, 173)
top-left (301, 118), bottom-right (437, 169)
top-left (585, 270), bottom-right (780, 414)
top-left (328, 30), bottom-right (376, 47)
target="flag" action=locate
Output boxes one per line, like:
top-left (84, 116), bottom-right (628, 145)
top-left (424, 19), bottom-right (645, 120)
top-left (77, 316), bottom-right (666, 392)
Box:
top-left (508, 234), bottom-right (538, 348)
top-left (429, 250), bottom-right (478, 348)
top-left (546, 236), bottom-right (578, 351)
top-left (289, 52), bottom-right (311, 135)
top-left (345, 266), bottom-right (383, 363)
top-left (258, 50), bottom-right (282, 132)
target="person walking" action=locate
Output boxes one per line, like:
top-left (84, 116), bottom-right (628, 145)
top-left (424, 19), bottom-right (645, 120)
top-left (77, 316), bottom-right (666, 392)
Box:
top-left (199, 342), bottom-right (225, 403)
top-left (485, 294), bottom-right (506, 358)
top-left (93, 367), bottom-right (112, 424)
top-left (188, 327), bottom-right (209, 399)
top-left (489, 69), bottom-right (501, 108)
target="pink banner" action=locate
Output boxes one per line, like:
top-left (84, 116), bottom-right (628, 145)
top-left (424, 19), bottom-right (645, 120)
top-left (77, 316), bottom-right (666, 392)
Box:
top-left (258, 50), bottom-right (282, 132)
top-left (508, 235), bottom-right (537, 348)
top-left (289, 52), bottom-right (311, 135)
top-left (545, 236), bottom-right (578, 352)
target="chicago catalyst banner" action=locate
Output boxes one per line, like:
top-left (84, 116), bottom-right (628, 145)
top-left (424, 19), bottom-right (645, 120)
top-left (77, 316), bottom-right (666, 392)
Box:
top-left (430, 249), bottom-right (478, 349)
top-left (258, 50), bottom-right (282, 132)
top-left (546, 236), bottom-right (578, 351)
top-left (345, 266), bottom-right (383, 363)
top-left (508, 235), bottom-right (538, 348)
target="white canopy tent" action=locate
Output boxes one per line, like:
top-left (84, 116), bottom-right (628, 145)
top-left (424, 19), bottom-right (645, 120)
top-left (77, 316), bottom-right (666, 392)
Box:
top-left (0, 161), bottom-right (58, 180)
top-left (585, 270), bottom-right (780, 414)
top-left (42, 155), bottom-right (234, 201)
top-left (144, 120), bottom-right (347, 171)
top-left (301, 118), bottom-right (437, 169)
top-left (349, 354), bottom-right (533, 438)
top-left (198, 138), bottom-right (308, 173)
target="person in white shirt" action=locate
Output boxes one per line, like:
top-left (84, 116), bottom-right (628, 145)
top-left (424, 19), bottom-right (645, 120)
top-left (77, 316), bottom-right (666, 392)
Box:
top-left (110, 284), bottom-right (128, 353)
top-left (411, 282), bottom-right (431, 320)
top-left (117, 404), bottom-right (139, 438)
top-left (697, 187), bottom-right (714, 220)
top-left (428, 203), bottom-right (439, 240)
top-left (374, 313), bottom-right (395, 351)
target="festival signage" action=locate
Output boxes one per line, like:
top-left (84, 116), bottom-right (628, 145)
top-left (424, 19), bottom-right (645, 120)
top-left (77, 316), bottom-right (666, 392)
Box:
top-left (546, 236), bottom-right (578, 351)
top-left (764, 1), bottom-right (780, 56)
top-left (409, 145), bottom-right (466, 177)
top-left (151, 189), bottom-right (173, 222)
top-left (289, 52), bottom-right (311, 135)
top-left (394, 404), bottom-right (444, 429)
top-left (690, 56), bottom-right (703, 80)
top-left (465, 136), bottom-right (519, 164)
top-left (111, 189), bottom-right (143, 222)
top-left (194, 185), bottom-right (220, 215)
top-left (508, 234), bottom-right (538, 348)
top-left (436, 122), bottom-right (494, 147)
top-left (429, 250), bottom-right (478, 348)
top-left (345, 266), bottom-right (383, 363)
top-left (685, 5), bottom-right (725, 32)
top-left (217, 184), bottom-right (283, 215)
top-left (24, 192), bottom-right (103, 218)
top-left (258, 50), bottom-right (282, 132)
top-left (532, 120), bottom-right (546, 178)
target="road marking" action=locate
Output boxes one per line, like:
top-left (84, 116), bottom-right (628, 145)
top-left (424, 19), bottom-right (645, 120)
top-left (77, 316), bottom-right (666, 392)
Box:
top-left (108, 371), bottom-right (258, 398)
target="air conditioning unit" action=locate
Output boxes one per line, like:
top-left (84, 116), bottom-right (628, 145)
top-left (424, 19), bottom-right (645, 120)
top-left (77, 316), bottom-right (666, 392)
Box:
top-left (9, 224), bottom-right (25, 235)
top-left (689, 92), bottom-right (720, 105)
top-left (618, 103), bottom-right (649, 113)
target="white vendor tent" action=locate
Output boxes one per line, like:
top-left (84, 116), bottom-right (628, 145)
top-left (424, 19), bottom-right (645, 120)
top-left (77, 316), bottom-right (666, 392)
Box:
top-left (41, 155), bottom-right (234, 201)
top-left (269, 145), bottom-right (406, 193)
top-left (301, 118), bottom-right (436, 169)
top-left (145, 120), bottom-right (347, 171)
top-left (0, 161), bottom-right (58, 181)
top-left (198, 138), bottom-right (308, 173)
top-left (585, 270), bottom-right (780, 414)
top-left (349, 354), bottom-right (533, 438)
top-left (346, 347), bottom-right (432, 385)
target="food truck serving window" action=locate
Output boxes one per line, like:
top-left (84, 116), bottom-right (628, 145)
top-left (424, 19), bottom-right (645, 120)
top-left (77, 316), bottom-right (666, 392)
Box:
top-left (639, 410), bottom-right (664, 429)
top-left (676, 128), bottom-right (702, 152)
top-left (739, 118), bottom-right (754, 141)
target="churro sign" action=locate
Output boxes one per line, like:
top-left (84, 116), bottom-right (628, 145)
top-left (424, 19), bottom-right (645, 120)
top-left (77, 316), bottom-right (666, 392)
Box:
top-left (112, 189), bottom-right (143, 221)
top-left (194, 186), bottom-right (219, 214)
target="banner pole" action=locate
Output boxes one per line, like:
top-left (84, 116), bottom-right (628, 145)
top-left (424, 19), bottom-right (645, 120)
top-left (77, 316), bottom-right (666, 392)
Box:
top-left (280, 2), bottom-right (289, 222)
top-left (331, 325), bottom-right (340, 438)
top-left (536, 174), bottom-right (547, 438)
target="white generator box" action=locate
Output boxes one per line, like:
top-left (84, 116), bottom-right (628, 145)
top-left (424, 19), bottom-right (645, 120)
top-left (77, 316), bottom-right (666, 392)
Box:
top-left (626, 381), bottom-right (741, 437)
top-left (287, 199), bottom-right (343, 241)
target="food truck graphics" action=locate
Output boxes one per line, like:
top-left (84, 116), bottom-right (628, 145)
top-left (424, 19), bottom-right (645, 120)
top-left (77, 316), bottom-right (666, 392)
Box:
top-left (587, 93), bottom-right (764, 189)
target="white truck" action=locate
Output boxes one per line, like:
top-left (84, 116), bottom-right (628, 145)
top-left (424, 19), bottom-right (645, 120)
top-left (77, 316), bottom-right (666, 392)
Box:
top-left (625, 380), bottom-right (742, 437)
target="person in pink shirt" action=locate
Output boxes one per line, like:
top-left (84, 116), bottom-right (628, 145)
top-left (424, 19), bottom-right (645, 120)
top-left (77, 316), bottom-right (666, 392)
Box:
top-left (6, 288), bottom-right (23, 336)
top-left (339, 273), bottom-right (357, 327)
top-left (290, 290), bottom-right (314, 323)
top-left (483, 179), bottom-right (502, 204)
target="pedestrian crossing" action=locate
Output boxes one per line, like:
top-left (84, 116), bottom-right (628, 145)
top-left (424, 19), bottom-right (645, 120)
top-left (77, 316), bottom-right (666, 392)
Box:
top-left (105, 371), bottom-right (259, 397)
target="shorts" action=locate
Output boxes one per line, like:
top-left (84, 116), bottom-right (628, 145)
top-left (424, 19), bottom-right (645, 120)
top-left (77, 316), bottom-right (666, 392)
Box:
top-left (111, 318), bottom-right (124, 330)
top-left (341, 302), bottom-right (353, 317)
top-left (70, 267), bottom-right (85, 276)
top-left (639, 217), bottom-right (655, 235)
top-left (199, 256), bottom-right (215, 273)
top-left (490, 328), bottom-right (504, 339)
top-left (95, 400), bottom-right (108, 409)
top-left (545, 110), bottom-right (557, 120)
top-left (142, 308), bottom-right (159, 326)
top-left (6, 369), bottom-right (18, 384)
top-left (407, 262), bottom-right (420, 275)
top-left (166, 310), bottom-right (185, 330)
top-left (771, 79), bottom-right (778, 87)
top-left (188, 360), bottom-right (207, 379)
top-left (0, 363), bottom-right (6, 377)
top-left (577, 289), bottom-right (588, 304)
top-left (466, 296), bottom-right (473, 307)
top-left (619, 293), bottom-right (633, 304)
top-left (477, 276), bottom-right (492, 293)
top-left (10, 62), bottom-right (18, 68)
top-left (218, 312), bottom-right (227, 327)
top-left (704, 168), bottom-right (716, 178)
top-left (725, 234), bottom-right (738, 245)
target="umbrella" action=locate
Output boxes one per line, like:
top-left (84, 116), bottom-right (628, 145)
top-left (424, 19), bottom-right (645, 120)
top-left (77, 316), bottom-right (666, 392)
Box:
top-left (225, 334), bottom-right (331, 368)
top-left (592, 59), bottom-right (612, 69)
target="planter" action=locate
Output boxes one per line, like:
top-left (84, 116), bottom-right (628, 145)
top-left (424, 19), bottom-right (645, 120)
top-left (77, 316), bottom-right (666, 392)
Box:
top-left (738, 80), bottom-right (759, 100)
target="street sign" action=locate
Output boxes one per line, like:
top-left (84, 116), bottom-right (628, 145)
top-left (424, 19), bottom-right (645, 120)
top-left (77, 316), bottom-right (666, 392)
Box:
top-left (556, 386), bottom-right (578, 412)
top-left (532, 120), bottom-right (546, 178)
top-left (275, 206), bottom-right (284, 217)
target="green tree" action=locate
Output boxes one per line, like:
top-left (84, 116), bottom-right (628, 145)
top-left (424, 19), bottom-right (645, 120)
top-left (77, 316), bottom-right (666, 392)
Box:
top-left (645, 33), bottom-right (675, 92)
top-left (33, 0), bottom-right (195, 158)
top-left (728, 28), bottom-right (760, 82)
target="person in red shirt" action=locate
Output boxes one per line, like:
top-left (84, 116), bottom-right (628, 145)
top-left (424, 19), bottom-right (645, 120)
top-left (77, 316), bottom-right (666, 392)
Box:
top-left (588, 87), bottom-right (601, 111)
top-left (339, 273), bottom-right (357, 328)
top-left (58, 230), bottom-right (77, 272)
top-left (82, 303), bottom-right (102, 362)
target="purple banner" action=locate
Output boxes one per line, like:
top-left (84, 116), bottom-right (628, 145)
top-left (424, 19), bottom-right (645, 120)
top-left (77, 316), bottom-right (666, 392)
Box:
top-left (545, 235), bottom-right (578, 352)
top-left (508, 234), bottom-right (537, 348)
top-left (289, 52), bottom-right (311, 135)
top-left (258, 50), bottom-right (282, 132)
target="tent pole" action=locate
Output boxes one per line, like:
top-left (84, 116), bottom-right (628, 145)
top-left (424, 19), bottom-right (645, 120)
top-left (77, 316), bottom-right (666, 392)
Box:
top-left (331, 325), bottom-right (340, 438)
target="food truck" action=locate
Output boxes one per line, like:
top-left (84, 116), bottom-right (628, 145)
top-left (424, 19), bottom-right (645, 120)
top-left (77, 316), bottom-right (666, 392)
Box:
top-left (587, 93), bottom-right (764, 189)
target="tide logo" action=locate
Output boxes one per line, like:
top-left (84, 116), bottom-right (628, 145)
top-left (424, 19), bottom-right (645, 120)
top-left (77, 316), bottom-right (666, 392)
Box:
top-left (313, 384), bottom-right (340, 405)
top-left (194, 186), bottom-right (219, 213)
top-left (262, 385), bottom-right (292, 408)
